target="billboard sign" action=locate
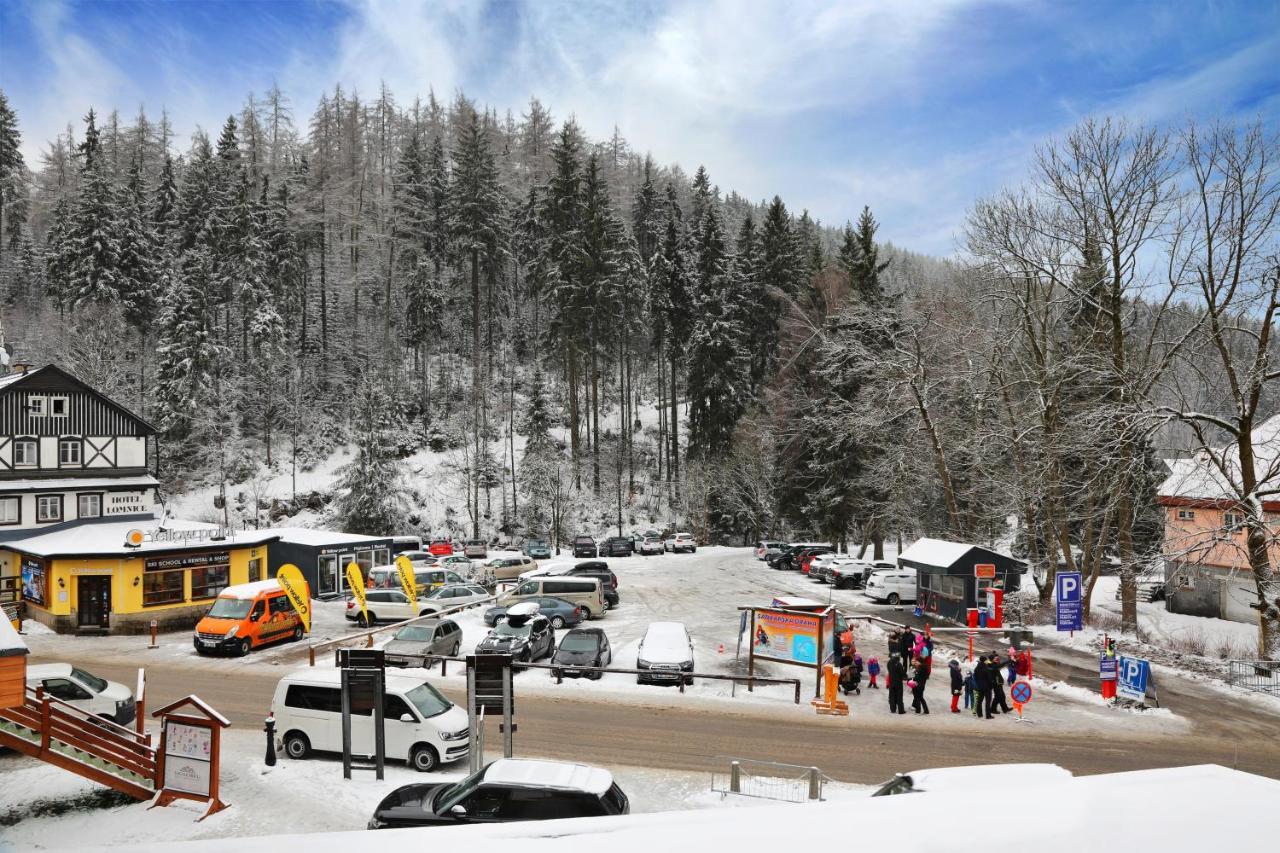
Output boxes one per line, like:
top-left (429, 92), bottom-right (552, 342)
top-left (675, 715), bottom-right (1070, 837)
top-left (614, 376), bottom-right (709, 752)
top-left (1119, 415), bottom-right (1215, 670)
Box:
top-left (752, 609), bottom-right (826, 666)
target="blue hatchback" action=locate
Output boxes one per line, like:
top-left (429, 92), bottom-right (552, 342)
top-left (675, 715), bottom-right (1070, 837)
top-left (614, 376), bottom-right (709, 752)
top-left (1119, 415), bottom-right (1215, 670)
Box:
top-left (485, 596), bottom-right (584, 629)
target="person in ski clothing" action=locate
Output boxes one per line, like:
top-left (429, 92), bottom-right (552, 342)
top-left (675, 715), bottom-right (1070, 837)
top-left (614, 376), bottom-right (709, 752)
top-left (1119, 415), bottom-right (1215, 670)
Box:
top-left (963, 667), bottom-right (975, 710)
top-left (973, 654), bottom-right (992, 718)
top-left (948, 659), bottom-right (963, 713)
top-left (887, 631), bottom-right (901, 675)
top-left (867, 656), bottom-right (881, 688)
top-left (839, 654), bottom-right (863, 695)
top-left (910, 657), bottom-right (930, 714)
top-left (1015, 648), bottom-right (1031, 679)
top-left (1005, 648), bottom-right (1018, 685)
top-left (899, 628), bottom-right (916, 671)
top-left (989, 653), bottom-right (1011, 714)
top-left (887, 655), bottom-right (907, 714)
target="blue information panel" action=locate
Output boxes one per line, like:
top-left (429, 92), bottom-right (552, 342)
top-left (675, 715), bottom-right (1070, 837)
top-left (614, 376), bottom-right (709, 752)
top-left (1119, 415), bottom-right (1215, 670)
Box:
top-left (1099, 656), bottom-right (1117, 681)
top-left (1055, 571), bottom-right (1083, 631)
top-left (1117, 656), bottom-right (1149, 702)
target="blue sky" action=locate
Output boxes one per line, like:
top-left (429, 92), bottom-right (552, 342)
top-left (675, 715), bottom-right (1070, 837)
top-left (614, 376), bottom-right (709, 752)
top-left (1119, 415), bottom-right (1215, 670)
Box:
top-left (2, 0), bottom-right (1279, 254)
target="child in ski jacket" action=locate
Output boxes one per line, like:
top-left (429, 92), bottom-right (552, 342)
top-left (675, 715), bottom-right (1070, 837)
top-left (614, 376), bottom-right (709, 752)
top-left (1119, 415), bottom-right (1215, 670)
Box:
top-left (867, 657), bottom-right (881, 688)
top-left (963, 668), bottom-right (975, 709)
top-left (948, 659), bottom-right (963, 713)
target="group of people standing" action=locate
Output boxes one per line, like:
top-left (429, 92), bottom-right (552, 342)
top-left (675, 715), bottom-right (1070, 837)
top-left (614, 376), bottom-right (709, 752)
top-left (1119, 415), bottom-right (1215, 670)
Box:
top-left (872, 628), bottom-right (1026, 720)
top-left (882, 627), bottom-right (934, 714)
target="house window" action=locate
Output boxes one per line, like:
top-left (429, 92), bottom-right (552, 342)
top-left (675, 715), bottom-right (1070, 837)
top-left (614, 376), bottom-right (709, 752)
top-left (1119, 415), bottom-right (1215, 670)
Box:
top-left (143, 571), bottom-right (184, 606)
top-left (77, 493), bottom-right (102, 518)
top-left (49, 396), bottom-right (68, 416)
top-left (59, 439), bottom-right (82, 466)
top-left (1223, 512), bottom-right (1242, 531)
top-left (36, 495), bottom-right (63, 523)
top-left (1177, 509), bottom-right (1196, 521)
top-left (0, 496), bottom-right (19, 525)
top-left (27, 396), bottom-right (45, 417)
top-left (13, 439), bottom-right (37, 468)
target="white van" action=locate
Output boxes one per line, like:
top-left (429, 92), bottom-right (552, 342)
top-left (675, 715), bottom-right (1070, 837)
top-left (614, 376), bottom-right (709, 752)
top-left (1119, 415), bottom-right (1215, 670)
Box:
top-left (26, 663), bottom-right (136, 725)
top-left (271, 669), bottom-right (470, 772)
top-left (497, 577), bottom-right (605, 620)
top-left (864, 569), bottom-right (918, 605)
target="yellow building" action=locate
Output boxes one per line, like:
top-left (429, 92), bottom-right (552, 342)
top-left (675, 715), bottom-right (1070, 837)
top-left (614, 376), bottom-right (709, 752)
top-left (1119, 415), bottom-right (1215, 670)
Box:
top-left (1, 519), bottom-right (279, 634)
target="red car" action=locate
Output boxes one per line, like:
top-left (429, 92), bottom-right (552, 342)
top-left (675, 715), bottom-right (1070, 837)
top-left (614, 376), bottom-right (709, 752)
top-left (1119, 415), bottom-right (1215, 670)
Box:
top-left (428, 538), bottom-right (454, 557)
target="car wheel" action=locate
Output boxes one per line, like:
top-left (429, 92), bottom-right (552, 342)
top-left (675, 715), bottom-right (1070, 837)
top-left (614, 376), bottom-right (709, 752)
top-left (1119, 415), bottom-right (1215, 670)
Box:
top-left (550, 616), bottom-right (566, 629)
top-left (579, 607), bottom-right (593, 621)
top-left (356, 612), bottom-right (370, 628)
top-left (887, 593), bottom-right (900, 605)
top-left (283, 731), bottom-right (310, 759)
top-left (452, 642), bottom-right (461, 656)
top-left (588, 669), bottom-right (603, 681)
top-left (410, 744), bottom-right (439, 773)
top-left (292, 625), bottom-right (304, 642)
top-left (238, 638), bottom-right (252, 657)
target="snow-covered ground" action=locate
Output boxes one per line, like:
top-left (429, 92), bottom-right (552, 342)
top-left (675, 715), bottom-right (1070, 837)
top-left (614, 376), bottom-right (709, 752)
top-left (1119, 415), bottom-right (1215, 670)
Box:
top-left (0, 725), bottom-right (872, 849)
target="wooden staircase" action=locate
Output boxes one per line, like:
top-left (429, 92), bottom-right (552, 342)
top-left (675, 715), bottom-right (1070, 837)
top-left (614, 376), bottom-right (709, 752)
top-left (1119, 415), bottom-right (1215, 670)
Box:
top-left (0, 686), bottom-right (157, 800)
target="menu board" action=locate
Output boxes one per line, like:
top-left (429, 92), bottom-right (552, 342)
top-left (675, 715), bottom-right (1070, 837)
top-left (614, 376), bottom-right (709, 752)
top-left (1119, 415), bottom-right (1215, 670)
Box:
top-left (163, 721), bottom-right (212, 796)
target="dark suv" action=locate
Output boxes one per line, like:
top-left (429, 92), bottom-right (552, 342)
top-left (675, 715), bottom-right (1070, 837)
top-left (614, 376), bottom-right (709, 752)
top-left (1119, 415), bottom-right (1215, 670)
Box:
top-left (572, 536), bottom-right (598, 558)
top-left (768, 544), bottom-right (832, 571)
top-left (603, 536), bottom-right (634, 557)
top-left (368, 758), bottom-right (630, 829)
top-left (567, 562), bottom-right (620, 609)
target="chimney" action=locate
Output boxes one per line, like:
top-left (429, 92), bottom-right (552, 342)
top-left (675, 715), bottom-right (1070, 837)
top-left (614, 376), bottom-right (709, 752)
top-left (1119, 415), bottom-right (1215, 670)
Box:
top-left (12, 362), bottom-right (31, 375)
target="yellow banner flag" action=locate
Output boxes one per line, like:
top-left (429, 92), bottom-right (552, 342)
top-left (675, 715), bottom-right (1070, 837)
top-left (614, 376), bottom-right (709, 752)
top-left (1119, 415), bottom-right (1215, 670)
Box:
top-left (275, 564), bottom-right (311, 633)
top-left (395, 555), bottom-right (418, 616)
top-left (345, 561), bottom-right (368, 625)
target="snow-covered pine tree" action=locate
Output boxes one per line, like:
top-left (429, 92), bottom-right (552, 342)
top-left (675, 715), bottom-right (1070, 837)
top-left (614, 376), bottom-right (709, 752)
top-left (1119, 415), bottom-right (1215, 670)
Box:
top-left (331, 372), bottom-right (412, 536)
top-left (66, 110), bottom-right (123, 307)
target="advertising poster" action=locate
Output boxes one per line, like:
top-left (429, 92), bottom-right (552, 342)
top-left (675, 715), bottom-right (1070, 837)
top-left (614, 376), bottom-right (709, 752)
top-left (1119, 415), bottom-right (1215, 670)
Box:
top-left (164, 721), bottom-right (212, 796)
top-left (753, 609), bottom-right (822, 665)
top-left (20, 557), bottom-right (46, 606)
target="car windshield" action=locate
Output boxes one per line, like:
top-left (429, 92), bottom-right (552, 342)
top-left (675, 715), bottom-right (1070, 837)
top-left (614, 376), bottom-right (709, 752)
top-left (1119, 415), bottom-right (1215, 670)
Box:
top-left (207, 597), bottom-right (253, 620)
top-left (425, 587), bottom-right (452, 599)
top-left (559, 633), bottom-right (599, 653)
top-left (394, 625), bottom-right (435, 642)
top-left (492, 621), bottom-right (532, 638)
top-left (405, 682), bottom-right (452, 719)
top-left (527, 540), bottom-right (546, 547)
top-left (70, 667), bottom-right (107, 693)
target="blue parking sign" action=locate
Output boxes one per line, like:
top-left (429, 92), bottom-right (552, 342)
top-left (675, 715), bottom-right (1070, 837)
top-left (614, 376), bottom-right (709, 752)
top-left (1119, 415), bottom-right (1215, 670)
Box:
top-left (1117, 656), bottom-right (1149, 702)
top-left (1055, 571), bottom-right (1082, 632)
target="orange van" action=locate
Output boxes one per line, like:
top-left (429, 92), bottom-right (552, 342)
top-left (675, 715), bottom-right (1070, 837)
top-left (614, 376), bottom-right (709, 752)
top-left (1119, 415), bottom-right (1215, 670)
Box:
top-left (194, 579), bottom-right (308, 657)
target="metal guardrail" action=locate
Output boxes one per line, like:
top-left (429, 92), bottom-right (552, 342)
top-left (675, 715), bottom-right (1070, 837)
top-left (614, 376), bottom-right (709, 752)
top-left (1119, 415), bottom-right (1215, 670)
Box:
top-left (711, 757), bottom-right (827, 802)
top-left (1227, 660), bottom-right (1280, 696)
top-left (307, 594), bottom-right (497, 665)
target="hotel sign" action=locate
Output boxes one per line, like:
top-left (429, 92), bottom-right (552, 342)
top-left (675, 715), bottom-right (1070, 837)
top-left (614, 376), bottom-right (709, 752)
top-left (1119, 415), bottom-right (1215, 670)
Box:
top-left (105, 492), bottom-right (151, 515)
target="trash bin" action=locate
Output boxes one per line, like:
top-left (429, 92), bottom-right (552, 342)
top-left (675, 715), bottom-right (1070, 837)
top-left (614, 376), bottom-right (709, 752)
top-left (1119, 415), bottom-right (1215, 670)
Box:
top-left (978, 611), bottom-right (988, 628)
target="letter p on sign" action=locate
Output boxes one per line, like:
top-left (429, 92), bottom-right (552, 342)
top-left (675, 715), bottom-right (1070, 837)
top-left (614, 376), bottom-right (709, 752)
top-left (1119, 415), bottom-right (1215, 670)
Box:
top-left (1056, 572), bottom-right (1081, 603)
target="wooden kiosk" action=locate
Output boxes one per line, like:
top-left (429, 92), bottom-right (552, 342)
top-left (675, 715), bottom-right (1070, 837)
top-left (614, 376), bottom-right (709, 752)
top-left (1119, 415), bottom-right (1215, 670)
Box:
top-left (150, 695), bottom-right (231, 820)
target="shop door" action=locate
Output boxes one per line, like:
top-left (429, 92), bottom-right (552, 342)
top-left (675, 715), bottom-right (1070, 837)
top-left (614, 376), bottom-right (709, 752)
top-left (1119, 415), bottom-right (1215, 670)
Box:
top-left (318, 556), bottom-right (337, 596)
top-left (77, 576), bottom-right (111, 629)
top-left (338, 553), bottom-right (356, 593)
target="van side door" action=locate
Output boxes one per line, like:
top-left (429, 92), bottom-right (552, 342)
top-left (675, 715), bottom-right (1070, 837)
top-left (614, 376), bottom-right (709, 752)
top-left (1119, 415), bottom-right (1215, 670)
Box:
top-left (283, 684), bottom-right (341, 752)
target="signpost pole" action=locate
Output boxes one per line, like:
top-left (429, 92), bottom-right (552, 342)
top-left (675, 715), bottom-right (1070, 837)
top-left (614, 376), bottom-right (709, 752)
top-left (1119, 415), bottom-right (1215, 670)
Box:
top-left (501, 663), bottom-right (514, 758)
top-left (466, 667), bottom-right (480, 774)
top-left (340, 668), bottom-right (352, 781)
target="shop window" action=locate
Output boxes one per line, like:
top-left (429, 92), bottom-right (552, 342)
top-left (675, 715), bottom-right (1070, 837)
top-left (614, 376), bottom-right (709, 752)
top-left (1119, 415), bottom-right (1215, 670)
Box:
top-left (373, 547), bottom-right (390, 567)
top-left (356, 549), bottom-right (375, 574)
top-left (143, 570), bottom-right (185, 606)
top-left (59, 439), bottom-right (82, 466)
top-left (77, 493), bottom-right (102, 518)
top-left (248, 558), bottom-right (262, 583)
top-left (36, 495), bottom-right (63, 523)
top-left (0, 496), bottom-right (19, 525)
top-left (13, 439), bottom-right (37, 468)
top-left (191, 564), bottom-right (230, 599)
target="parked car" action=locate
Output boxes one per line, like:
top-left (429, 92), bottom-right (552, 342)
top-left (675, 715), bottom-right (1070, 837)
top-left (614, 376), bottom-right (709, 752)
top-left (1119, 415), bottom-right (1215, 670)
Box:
top-left (523, 538), bottom-right (552, 559)
top-left (367, 758), bottom-right (630, 829)
top-left (390, 535), bottom-right (424, 556)
top-left (636, 621), bottom-right (694, 685)
top-left (520, 562), bottom-right (620, 609)
top-left (484, 555), bottom-right (538, 582)
top-left (428, 537), bottom-right (455, 557)
top-left (397, 550), bottom-right (438, 566)
top-left (496, 576), bottom-right (605, 620)
top-left (195, 579), bottom-right (306, 656)
top-left (485, 596), bottom-right (584, 629)
top-left (439, 555), bottom-right (472, 572)
top-left (864, 569), bottom-right (918, 605)
top-left (828, 559), bottom-right (883, 589)
top-left (367, 565), bottom-right (467, 592)
top-left (463, 539), bottom-right (488, 559)
top-left (799, 548), bottom-right (836, 575)
top-left (551, 628), bottom-right (612, 680)
top-left (273, 669), bottom-right (469, 772)
top-left (766, 543), bottom-right (830, 572)
top-left (382, 619), bottom-right (465, 665)
top-left (666, 532), bottom-right (696, 553)
top-left (639, 537), bottom-right (664, 556)
top-left (416, 583), bottom-right (491, 615)
top-left (475, 610), bottom-right (555, 661)
top-left (25, 663), bottom-right (136, 725)
top-left (755, 540), bottom-right (788, 561)
top-left (603, 536), bottom-right (634, 557)
top-left (810, 554), bottom-right (865, 584)
top-left (572, 536), bottom-right (598, 558)
top-left (345, 589), bottom-right (436, 626)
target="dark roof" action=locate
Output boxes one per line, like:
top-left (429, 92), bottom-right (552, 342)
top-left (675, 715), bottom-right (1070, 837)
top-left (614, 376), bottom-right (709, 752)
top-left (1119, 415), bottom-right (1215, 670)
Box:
top-left (0, 364), bottom-right (158, 435)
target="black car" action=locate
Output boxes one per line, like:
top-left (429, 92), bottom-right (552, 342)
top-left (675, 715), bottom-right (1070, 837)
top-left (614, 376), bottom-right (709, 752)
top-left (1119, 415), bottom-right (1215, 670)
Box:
top-left (551, 628), bottom-right (612, 680)
top-left (603, 536), bottom-right (634, 557)
top-left (572, 536), bottom-right (598, 558)
top-left (568, 562), bottom-right (620, 609)
top-left (768, 544), bottom-right (832, 571)
top-left (475, 613), bottom-right (555, 662)
top-left (368, 758), bottom-right (630, 829)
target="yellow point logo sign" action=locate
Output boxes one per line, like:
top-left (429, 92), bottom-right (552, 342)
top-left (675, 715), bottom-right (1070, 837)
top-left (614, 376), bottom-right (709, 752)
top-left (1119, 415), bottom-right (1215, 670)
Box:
top-left (275, 564), bottom-right (311, 633)
top-left (345, 561), bottom-right (368, 624)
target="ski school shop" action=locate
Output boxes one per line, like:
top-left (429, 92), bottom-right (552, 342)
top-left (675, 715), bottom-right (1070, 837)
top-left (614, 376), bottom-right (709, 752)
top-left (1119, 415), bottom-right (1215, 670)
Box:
top-left (0, 519), bottom-right (279, 634)
top-left (258, 528), bottom-right (394, 600)
top-left (899, 537), bottom-right (1024, 624)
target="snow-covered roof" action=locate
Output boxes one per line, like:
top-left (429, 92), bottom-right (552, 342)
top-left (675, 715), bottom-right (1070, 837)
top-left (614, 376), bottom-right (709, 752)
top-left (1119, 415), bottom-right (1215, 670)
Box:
top-left (898, 538), bottom-right (974, 567)
top-left (482, 758), bottom-right (613, 795)
top-left (255, 527), bottom-right (390, 547)
top-left (217, 579), bottom-right (283, 600)
top-left (0, 474), bottom-right (159, 492)
top-left (3, 518), bottom-right (279, 558)
top-left (902, 763), bottom-right (1072, 791)
top-left (1159, 413), bottom-right (1280, 502)
top-left (150, 694), bottom-right (230, 726)
top-left (0, 615), bottom-right (28, 656)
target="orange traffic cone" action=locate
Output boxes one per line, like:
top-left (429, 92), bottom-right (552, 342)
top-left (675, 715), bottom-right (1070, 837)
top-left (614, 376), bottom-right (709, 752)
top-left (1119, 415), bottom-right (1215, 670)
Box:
top-left (718, 643), bottom-right (725, 655)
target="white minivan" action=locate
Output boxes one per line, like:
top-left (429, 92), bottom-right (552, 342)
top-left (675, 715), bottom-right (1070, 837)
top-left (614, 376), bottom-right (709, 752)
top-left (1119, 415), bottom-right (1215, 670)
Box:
top-left (864, 570), bottom-right (918, 605)
top-left (271, 669), bottom-right (470, 772)
top-left (26, 663), bottom-right (136, 725)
